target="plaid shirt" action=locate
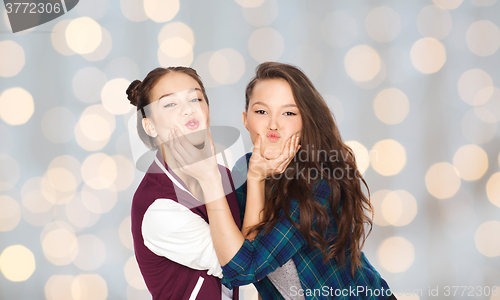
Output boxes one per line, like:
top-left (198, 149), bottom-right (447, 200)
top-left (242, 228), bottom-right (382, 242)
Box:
top-left (221, 153), bottom-right (392, 300)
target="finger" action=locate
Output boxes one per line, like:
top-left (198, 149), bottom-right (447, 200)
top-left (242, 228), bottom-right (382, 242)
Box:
top-left (173, 126), bottom-right (199, 157)
top-left (205, 128), bottom-right (216, 157)
top-left (251, 135), bottom-right (262, 160)
top-left (171, 128), bottom-right (194, 166)
top-left (168, 131), bottom-right (188, 169)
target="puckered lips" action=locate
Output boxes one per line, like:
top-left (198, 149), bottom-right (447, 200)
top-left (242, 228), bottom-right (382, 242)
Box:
top-left (185, 118), bottom-right (199, 130)
top-left (266, 130), bottom-right (280, 142)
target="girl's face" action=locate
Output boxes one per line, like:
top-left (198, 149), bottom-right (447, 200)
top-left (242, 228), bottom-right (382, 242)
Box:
top-left (145, 72), bottom-right (209, 147)
top-left (243, 78), bottom-right (302, 159)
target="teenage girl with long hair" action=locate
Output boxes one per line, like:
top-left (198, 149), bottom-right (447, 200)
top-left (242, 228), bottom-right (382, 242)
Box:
top-left (168, 62), bottom-right (394, 300)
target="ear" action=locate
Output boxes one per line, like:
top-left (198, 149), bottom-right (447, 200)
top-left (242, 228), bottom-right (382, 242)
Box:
top-left (242, 111), bottom-right (249, 131)
top-left (142, 118), bottom-right (157, 138)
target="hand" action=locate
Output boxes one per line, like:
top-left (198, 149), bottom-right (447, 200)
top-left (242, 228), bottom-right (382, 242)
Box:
top-left (167, 126), bottom-right (220, 181)
top-left (247, 134), bottom-right (301, 182)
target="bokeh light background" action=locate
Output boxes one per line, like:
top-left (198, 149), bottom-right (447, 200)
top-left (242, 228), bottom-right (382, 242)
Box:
top-left (1, 0), bottom-right (500, 299)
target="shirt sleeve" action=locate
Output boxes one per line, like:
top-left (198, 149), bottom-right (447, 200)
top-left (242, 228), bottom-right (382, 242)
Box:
top-left (141, 199), bottom-right (223, 278)
top-left (220, 200), bottom-right (307, 288)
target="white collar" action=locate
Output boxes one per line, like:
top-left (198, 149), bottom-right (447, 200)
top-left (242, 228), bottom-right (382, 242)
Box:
top-left (154, 156), bottom-right (198, 200)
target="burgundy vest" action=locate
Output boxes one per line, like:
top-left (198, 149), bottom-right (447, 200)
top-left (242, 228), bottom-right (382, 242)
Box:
top-left (131, 151), bottom-right (241, 300)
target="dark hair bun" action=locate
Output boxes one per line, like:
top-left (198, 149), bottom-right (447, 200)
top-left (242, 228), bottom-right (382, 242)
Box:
top-left (126, 80), bottom-right (142, 106)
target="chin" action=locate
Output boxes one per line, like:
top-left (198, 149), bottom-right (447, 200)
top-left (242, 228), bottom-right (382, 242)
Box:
top-left (185, 131), bottom-right (206, 148)
top-left (261, 147), bottom-right (282, 160)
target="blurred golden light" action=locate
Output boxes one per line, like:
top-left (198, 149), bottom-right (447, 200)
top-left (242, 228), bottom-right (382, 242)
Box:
top-left (410, 37), bottom-right (446, 74)
top-left (0, 87), bottom-right (34, 125)
top-left (417, 5), bottom-right (452, 40)
top-left (373, 88), bottom-right (409, 124)
top-left (486, 172), bottom-right (500, 208)
top-left (193, 52), bottom-right (222, 88)
top-left (51, 20), bottom-right (76, 56)
top-left (370, 139), bottom-right (407, 176)
top-left (377, 237), bottom-right (415, 273)
top-left (452, 144), bottom-right (488, 181)
top-left (124, 256), bottom-right (148, 290)
top-left (477, 87), bottom-right (500, 122)
top-left (322, 11), bottom-right (358, 49)
top-left (42, 107), bottom-right (77, 144)
top-left (65, 195), bottom-right (101, 229)
top-left (365, 6), bottom-right (401, 43)
top-left (158, 37), bottom-right (193, 67)
top-left (71, 274), bottom-right (108, 300)
top-left (75, 104), bottom-right (115, 151)
top-left (0, 245), bottom-right (36, 282)
top-left (0, 154), bottom-right (20, 191)
top-left (119, 216), bottom-right (134, 250)
top-left (371, 190), bottom-right (391, 226)
top-left (248, 28), bottom-right (284, 62)
top-left (0, 195), bottom-right (21, 231)
top-left (73, 234), bottom-right (106, 271)
top-left (42, 228), bottom-right (79, 266)
top-left (457, 69), bottom-right (493, 106)
top-left (235, 0), bottom-right (265, 8)
top-left (81, 153), bottom-right (117, 190)
top-left (475, 221), bottom-right (500, 257)
top-left (466, 20), bottom-right (500, 57)
top-left (209, 48), bottom-right (246, 85)
top-left (47, 168), bottom-right (78, 193)
top-left (112, 155), bottom-right (135, 192)
top-left (425, 162), bottom-right (461, 199)
top-left (461, 109), bottom-right (496, 144)
top-left (82, 27), bottom-right (112, 61)
top-left (0, 40), bottom-right (25, 77)
top-left (381, 190), bottom-right (418, 226)
top-left (242, 0), bottom-right (278, 27)
top-left (345, 140), bottom-right (370, 174)
top-left (101, 78), bottom-right (133, 115)
top-left (120, 0), bottom-right (148, 22)
top-left (22, 190), bottom-right (53, 214)
top-left (65, 17), bottom-right (103, 55)
top-left (432, 0), bottom-right (464, 9)
top-left (158, 22), bottom-right (195, 47)
top-left (144, 0), bottom-right (179, 23)
top-left (344, 45), bottom-right (381, 82)
top-left (45, 275), bottom-right (75, 300)
top-left (81, 184), bottom-right (117, 214)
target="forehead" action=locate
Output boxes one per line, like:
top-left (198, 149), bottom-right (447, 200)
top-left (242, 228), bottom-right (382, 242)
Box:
top-left (151, 72), bottom-right (202, 101)
top-left (250, 78), bottom-right (296, 106)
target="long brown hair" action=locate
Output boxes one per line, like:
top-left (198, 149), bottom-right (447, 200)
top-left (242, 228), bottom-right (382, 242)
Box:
top-left (246, 62), bottom-right (373, 275)
top-left (126, 67), bottom-right (209, 150)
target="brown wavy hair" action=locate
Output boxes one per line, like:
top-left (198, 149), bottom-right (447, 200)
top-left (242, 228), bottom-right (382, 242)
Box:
top-left (245, 62), bottom-right (374, 275)
top-left (126, 67), bottom-right (209, 150)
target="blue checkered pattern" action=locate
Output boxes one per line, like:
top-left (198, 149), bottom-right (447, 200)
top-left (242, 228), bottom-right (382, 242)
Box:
top-left (221, 153), bottom-right (392, 300)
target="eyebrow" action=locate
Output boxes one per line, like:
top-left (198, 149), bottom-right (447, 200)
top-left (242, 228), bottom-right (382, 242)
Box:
top-left (157, 88), bottom-right (202, 101)
top-left (251, 101), bottom-right (297, 108)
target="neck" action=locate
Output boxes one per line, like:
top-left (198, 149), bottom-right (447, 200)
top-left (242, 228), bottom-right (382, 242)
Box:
top-left (160, 143), bottom-right (198, 188)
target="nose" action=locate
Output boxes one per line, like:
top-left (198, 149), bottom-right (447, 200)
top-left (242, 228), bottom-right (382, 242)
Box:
top-left (268, 114), bottom-right (279, 131)
top-left (180, 101), bottom-right (196, 116)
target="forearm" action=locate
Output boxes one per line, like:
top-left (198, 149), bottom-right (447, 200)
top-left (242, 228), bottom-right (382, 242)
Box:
top-left (241, 178), bottom-right (265, 240)
top-left (199, 174), bottom-right (245, 266)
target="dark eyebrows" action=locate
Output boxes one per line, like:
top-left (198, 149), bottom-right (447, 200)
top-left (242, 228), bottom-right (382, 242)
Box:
top-left (157, 88), bottom-right (202, 101)
top-left (251, 101), bottom-right (297, 109)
